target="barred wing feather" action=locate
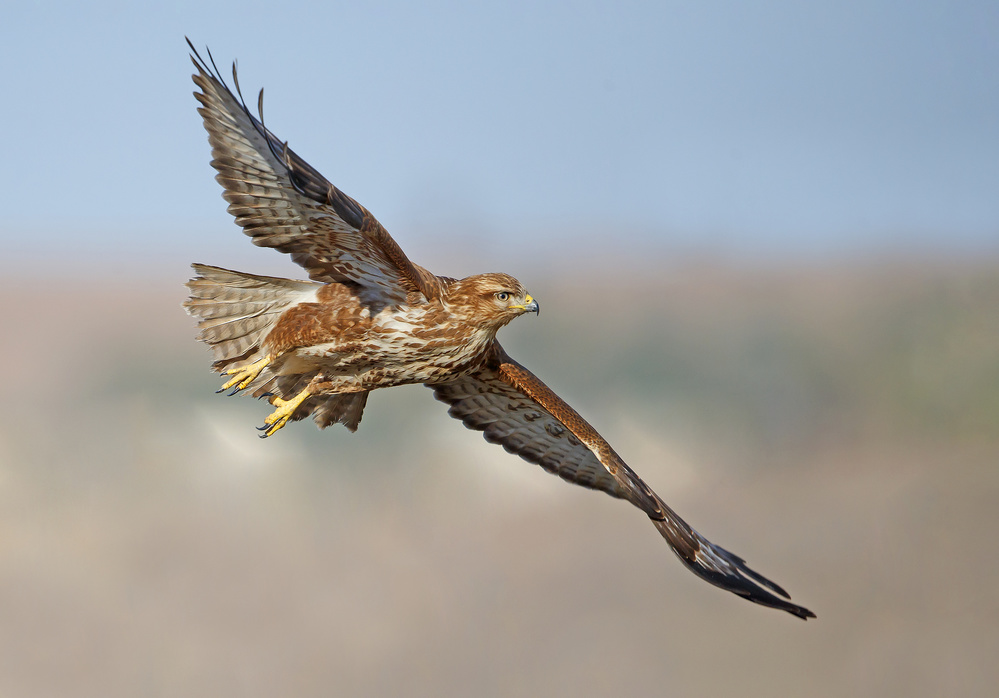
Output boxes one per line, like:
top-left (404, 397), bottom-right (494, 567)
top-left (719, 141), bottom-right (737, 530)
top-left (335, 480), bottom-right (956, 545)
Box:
top-left (430, 342), bottom-right (815, 620)
top-left (188, 40), bottom-right (439, 303)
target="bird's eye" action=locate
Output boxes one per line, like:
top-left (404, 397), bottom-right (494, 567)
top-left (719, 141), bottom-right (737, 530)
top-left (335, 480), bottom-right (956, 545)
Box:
top-left (495, 292), bottom-right (511, 302)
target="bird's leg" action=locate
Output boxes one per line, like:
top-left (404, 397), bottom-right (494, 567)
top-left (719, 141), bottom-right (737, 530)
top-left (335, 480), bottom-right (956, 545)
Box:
top-left (218, 356), bottom-right (271, 395)
top-left (258, 387), bottom-right (312, 438)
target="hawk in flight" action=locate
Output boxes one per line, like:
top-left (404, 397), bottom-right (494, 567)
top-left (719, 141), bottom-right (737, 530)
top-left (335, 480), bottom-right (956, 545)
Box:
top-left (183, 41), bottom-right (814, 620)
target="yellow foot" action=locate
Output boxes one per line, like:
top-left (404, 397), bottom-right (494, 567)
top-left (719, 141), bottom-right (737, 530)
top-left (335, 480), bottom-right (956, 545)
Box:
top-left (257, 388), bottom-right (311, 438)
top-left (217, 356), bottom-right (271, 395)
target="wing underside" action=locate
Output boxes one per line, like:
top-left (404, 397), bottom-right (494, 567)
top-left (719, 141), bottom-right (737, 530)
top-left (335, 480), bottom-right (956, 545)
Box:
top-left (430, 343), bottom-right (815, 620)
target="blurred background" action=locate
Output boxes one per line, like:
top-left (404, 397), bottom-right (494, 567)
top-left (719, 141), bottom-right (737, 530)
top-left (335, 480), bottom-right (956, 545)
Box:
top-left (1, 1), bottom-right (997, 696)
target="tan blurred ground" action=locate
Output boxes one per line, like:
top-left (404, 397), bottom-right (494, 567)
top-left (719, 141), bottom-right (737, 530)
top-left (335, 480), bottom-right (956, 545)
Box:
top-left (1, 258), bottom-right (997, 697)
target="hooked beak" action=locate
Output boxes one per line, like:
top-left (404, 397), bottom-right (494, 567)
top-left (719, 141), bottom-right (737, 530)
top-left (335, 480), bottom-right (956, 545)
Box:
top-left (513, 294), bottom-right (540, 315)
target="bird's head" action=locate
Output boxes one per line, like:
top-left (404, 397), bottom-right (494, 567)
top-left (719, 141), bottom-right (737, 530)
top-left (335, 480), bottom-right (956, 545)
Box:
top-left (446, 272), bottom-right (539, 330)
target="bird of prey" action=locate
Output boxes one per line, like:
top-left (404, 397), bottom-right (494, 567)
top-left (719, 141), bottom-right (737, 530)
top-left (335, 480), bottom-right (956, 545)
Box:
top-left (182, 41), bottom-right (814, 620)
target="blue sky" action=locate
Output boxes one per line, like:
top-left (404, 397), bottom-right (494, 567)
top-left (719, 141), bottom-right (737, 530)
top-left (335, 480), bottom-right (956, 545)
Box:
top-left (2, 0), bottom-right (997, 270)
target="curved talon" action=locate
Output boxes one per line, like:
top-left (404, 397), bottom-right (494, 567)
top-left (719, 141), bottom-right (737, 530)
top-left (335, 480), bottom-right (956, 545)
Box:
top-left (259, 420), bottom-right (288, 438)
top-left (257, 392), bottom-right (274, 400)
top-left (257, 387), bottom-right (312, 438)
top-left (217, 356), bottom-right (271, 395)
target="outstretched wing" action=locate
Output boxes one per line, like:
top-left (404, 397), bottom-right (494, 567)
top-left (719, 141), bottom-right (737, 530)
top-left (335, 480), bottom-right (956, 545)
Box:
top-left (430, 342), bottom-right (815, 620)
top-left (188, 40), bottom-right (440, 303)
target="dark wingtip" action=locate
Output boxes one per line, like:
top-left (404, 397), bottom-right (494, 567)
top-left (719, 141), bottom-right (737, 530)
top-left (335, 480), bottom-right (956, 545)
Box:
top-left (686, 557), bottom-right (816, 620)
top-left (186, 38), bottom-right (215, 79)
top-left (797, 606), bottom-right (817, 621)
top-left (651, 515), bottom-right (815, 620)
top-left (779, 598), bottom-right (817, 620)
top-left (714, 544), bottom-right (792, 599)
top-left (184, 38), bottom-right (368, 231)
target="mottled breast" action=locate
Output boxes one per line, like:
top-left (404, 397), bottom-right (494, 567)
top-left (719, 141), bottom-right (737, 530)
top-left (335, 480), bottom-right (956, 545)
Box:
top-left (263, 283), bottom-right (496, 391)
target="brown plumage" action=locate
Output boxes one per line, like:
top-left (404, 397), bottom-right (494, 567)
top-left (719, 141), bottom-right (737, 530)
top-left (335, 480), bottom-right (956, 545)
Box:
top-left (182, 40), bottom-right (815, 620)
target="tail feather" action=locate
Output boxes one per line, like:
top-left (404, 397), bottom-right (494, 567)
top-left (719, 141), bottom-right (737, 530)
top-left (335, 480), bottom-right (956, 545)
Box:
top-left (184, 263), bottom-right (372, 432)
top-left (183, 263), bottom-right (318, 364)
top-left (183, 298), bottom-right (276, 320)
top-left (310, 392), bottom-right (369, 432)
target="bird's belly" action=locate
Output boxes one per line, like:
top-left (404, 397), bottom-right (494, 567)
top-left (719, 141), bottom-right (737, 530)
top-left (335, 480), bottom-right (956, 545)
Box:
top-left (289, 315), bottom-right (491, 392)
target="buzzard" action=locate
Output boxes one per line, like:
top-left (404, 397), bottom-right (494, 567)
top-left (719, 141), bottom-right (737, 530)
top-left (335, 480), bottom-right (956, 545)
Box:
top-left (183, 41), bottom-right (814, 620)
